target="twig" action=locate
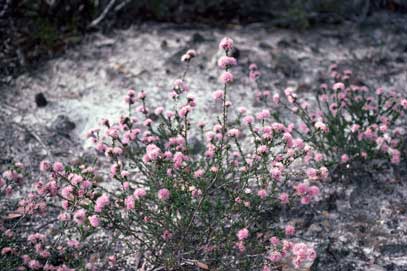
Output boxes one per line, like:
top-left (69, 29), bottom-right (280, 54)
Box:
top-left (12, 121), bottom-right (54, 160)
top-left (114, 0), bottom-right (132, 12)
top-left (88, 0), bottom-right (117, 28)
top-left (357, 0), bottom-right (370, 24)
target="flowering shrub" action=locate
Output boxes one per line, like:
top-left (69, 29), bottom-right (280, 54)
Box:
top-left (0, 38), bottom-right (323, 271)
top-left (264, 65), bottom-right (407, 167)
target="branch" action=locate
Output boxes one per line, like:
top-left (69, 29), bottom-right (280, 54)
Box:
top-left (88, 0), bottom-right (117, 28)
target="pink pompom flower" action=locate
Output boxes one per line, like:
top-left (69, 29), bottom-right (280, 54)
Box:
top-left (219, 37), bottom-right (233, 51)
top-left (88, 215), bottom-right (100, 227)
top-left (158, 188), bottom-right (170, 201)
top-left (212, 89), bottom-right (224, 101)
top-left (257, 189), bottom-right (267, 199)
top-left (53, 162), bottom-right (64, 172)
top-left (340, 154), bottom-right (349, 163)
top-left (285, 225), bottom-right (295, 236)
top-left (134, 188), bottom-right (147, 199)
top-left (219, 71), bottom-right (234, 84)
top-left (237, 228), bottom-right (249, 240)
top-left (39, 160), bottom-right (51, 172)
top-left (217, 56), bottom-right (237, 69)
top-left (95, 194), bottom-right (110, 212)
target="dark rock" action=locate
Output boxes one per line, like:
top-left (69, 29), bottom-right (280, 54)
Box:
top-left (385, 263), bottom-right (407, 271)
top-left (395, 56), bottom-right (404, 63)
top-left (258, 42), bottom-right (272, 49)
top-left (35, 93), bottom-right (48, 107)
top-left (303, 213), bottom-right (315, 228)
top-left (208, 75), bottom-right (216, 82)
top-left (160, 40), bottom-right (168, 49)
top-left (230, 47), bottom-right (240, 60)
top-left (51, 115), bottom-right (76, 135)
top-left (380, 244), bottom-right (407, 256)
top-left (277, 39), bottom-right (291, 48)
top-left (326, 192), bottom-right (338, 211)
top-left (272, 52), bottom-right (302, 78)
top-left (166, 47), bottom-right (188, 66)
top-left (188, 137), bottom-right (204, 155)
top-left (277, 38), bottom-right (301, 49)
top-left (148, 113), bottom-right (159, 121)
top-left (191, 32), bottom-right (205, 43)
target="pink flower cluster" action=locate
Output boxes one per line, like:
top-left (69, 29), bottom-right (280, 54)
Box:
top-left (0, 36), bottom-right (329, 271)
top-left (295, 182), bottom-right (320, 205)
top-left (95, 194), bottom-right (110, 212)
top-left (181, 49), bottom-right (197, 62)
top-left (277, 67), bottom-right (407, 165)
top-left (265, 234), bottom-right (316, 270)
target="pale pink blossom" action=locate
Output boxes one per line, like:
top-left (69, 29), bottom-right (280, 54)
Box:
top-left (315, 121), bottom-right (328, 133)
top-left (333, 82), bottom-right (345, 91)
top-left (39, 160), bottom-right (51, 172)
top-left (306, 168), bottom-right (319, 180)
top-left (309, 186), bottom-right (320, 197)
top-left (237, 228), bottom-right (249, 240)
top-left (58, 212), bottom-right (70, 221)
top-left (179, 105), bottom-right (192, 118)
top-left (145, 144), bottom-right (161, 161)
top-left (28, 260), bottom-right (42, 270)
top-left (351, 124), bottom-right (360, 133)
top-left (194, 169), bottom-right (204, 178)
top-left (173, 79), bottom-right (189, 93)
top-left (390, 149), bottom-right (401, 164)
top-left (219, 37), bottom-right (233, 51)
top-left (95, 194), bottom-right (110, 212)
top-left (256, 109), bottom-right (270, 120)
top-left (341, 154), bottom-right (349, 163)
top-left (285, 225), bottom-right (295, 236)
top-left (257, 189), bottom-right (267, 199)
top-left (53, 162), bottom-right (64, 172)
top-left (268, 251), bottom-right (282, 262)
top-left (235, 241), bottom-right (246, 252)
top-left (271, 167), bottom-right (282, 181)
top-left (319, 94), bottom-right (328, 102)
top-left (243, 115), bottom-right (254, 125)
top-left (88, 215), bottom-right (100, 227)
top-left (73, 209), bottom-right (86, 225)
top-left (257, 145), bottom-right (268, 154)
top-left (272, 93), bottom-right (280, 104)
top-left (191, 187), bottom-right (202, 198)
top-left (162, 230), bottom-right (173, 241)
top-left (212, 89), bottom-right (224, 101)
top-left (279, 193), bottom-right (289, 204)
top-left (228, 128), bottom-right (240, 137)
top-left (270, 236), bottom-right (280, 246)
top-left (158, 188), bottom-right (170, 201)
top-left (125, 195), bottom-right (135, 210)
top-left (299, 122), bottom-right (310, 134)
top-left (67, 239), bottom-right (81, 249)
top-left (181, 49), bottom-right (197, 62)
top-left (217, 56), bottom-right (237, 69)
top-left (319, 166), bottom-right (329, 179)
top-left (134, 188), bottom-right (147, 199)
top-left (238, 106), bottom-right (247, 114)
top-left (219, 71), bottom-right (234, 84)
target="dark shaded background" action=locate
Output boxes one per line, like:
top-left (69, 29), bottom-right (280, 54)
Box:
top-left (1, 0), bottom-right (407, 84)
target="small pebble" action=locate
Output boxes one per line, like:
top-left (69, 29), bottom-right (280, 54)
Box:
top-left (35, 93), bottom-right (47, 107)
